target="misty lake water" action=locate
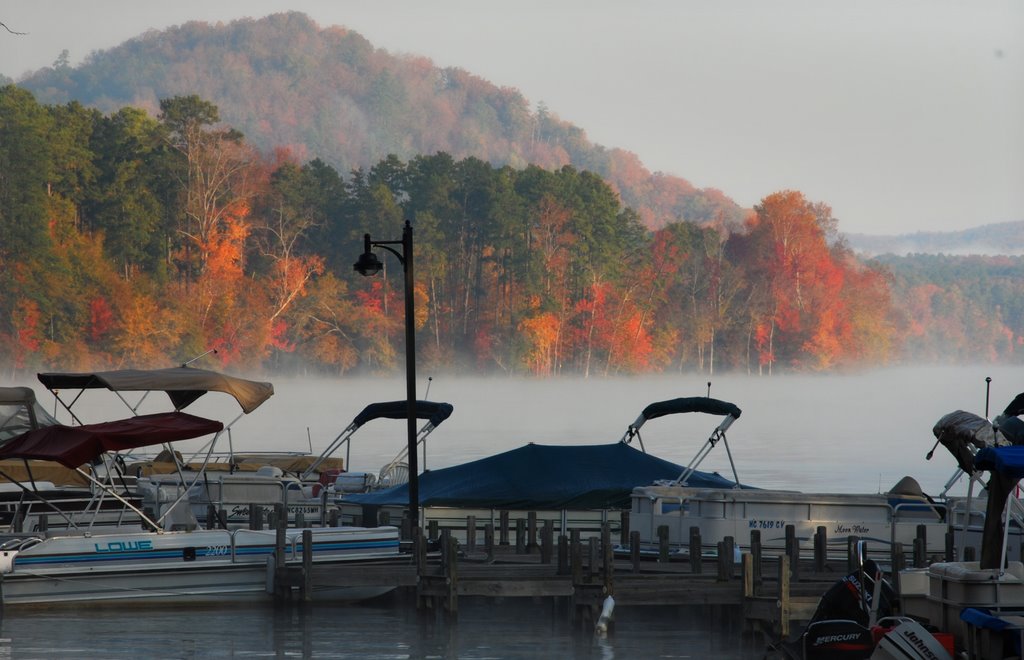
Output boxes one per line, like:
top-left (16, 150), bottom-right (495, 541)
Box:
top-left (4, 364), bottom-right (1019, 657)
top-left (37, 363), bottom-right (1015, 496)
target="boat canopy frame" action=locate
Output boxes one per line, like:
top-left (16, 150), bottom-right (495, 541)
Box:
top-left (619, 396), bottom-right (742, 488)
top-left (301, 400), bottom-right (454, 481)
top-left (0, 386), bottom-right (61, 443)
top-left (36, 367), bottom-right (274, 528)
top-left (0, 411), bottom-right (225, 532)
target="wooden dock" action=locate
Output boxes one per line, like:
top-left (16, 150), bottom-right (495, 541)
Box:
top-left (261, 510), bottom-right (937, 642)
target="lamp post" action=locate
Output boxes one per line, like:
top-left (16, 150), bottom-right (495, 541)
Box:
top-left (353, 220), bottom-right (419, 529)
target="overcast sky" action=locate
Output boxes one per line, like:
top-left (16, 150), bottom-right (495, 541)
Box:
top-left (1, 1), bottom-right (1021, 236)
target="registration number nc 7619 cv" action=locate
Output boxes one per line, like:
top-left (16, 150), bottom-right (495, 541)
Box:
top-left (748, 519), bottom-right (785, 530)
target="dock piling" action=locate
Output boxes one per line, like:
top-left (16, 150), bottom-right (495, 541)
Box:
top-left (515, 519), bottom-right (527, 554)
top-left (499, 511), bottom-right (510, 545)
top-left (689, 527), bottom-right (702, 574)
top-left (813, 526), bottom-right (826, 571)
top-left (541, 519), bottom-right (554, 564)
top-left (467, 516), bottom-right (477, 553)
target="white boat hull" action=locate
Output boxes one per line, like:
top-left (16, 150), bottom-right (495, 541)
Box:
top-left (0, 526), bottom-right (400, 605)
top-left (629, 485), bottom-right (955, 558)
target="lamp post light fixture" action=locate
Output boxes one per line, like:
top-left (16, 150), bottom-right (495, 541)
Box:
top-left (353, 220), bottom-right (419, 530)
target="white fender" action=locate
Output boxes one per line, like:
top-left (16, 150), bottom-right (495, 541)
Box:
top-left (0, 550), bottom-right (18, 574)
top-left (595, 595), bottom-right (615, 635)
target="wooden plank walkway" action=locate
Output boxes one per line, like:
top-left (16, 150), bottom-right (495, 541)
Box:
top-left (271, 541), bottom-right (833, 639)
top-left (257, 506), bottom-right (945, 642)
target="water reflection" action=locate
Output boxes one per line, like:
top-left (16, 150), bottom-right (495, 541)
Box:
top-left (0, 595), bottom-right (763, 658)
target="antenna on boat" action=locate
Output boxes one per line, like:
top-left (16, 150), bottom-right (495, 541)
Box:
top-left (182, 348), bottom-right (218, 367)
top-left (424, 376), bottom-right (433, 399)
top-left (706, 381), bottom-right (711, 397)
top-left (985, 376), bottom-right (992, 418)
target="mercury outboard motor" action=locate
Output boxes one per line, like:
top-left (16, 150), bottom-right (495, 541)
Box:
top-left (809, 559), bottom-right (895, 627)
top-left (797, 557), bottom-right (951, 660)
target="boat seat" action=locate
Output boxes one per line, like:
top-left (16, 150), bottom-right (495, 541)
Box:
top-left (378, 463), bottom-right (409, 488)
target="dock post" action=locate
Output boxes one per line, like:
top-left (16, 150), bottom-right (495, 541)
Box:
top-left (250, 504), bottom-right (263, 530)
top-left (558, 535), bottom-right (569, 575)
top-left (301, 529), bottom-right (312, 602)
top-left (273, 504), bottom-right (287, 599)
top-left (527, 512), bottom-right (538, 552)
top-left (846, 536), bottom-right (861, 574)
top-left (913, 524), bottom-right (927, 567)
top-left (416, 528), bottom-right (427, 575)
top-left (515, 518), bottom-right (527, 554)
top-left (484, 523), bottom-right (495, 562)
top-left (784, 525), bottom-right (799, 581)
top-left (587, 537), bottom-right (598, 580)
top-left (295, 512), bottom-right (305, 529)
top-left (467, 516), bottom-right (477, 553)
top-left (499, 511), bottom-right (510, 545)
top-left (443, 534), bottom-right (459, 616)
top-left (571, 532), bottom-right (583, 584)
top-left (963, 546), bottom-right (976, 562)
top-left (630, 531), bottom-right (641, 573)
top-left (207, 505), bottom-right (218, 530)
top-left (619, 511), bottom-right (630, 547)
top-left (779, 554), bottom-right (792, 639)
top-left (724, 536), bottom-right (735, 579)
top-left (328, 509), bottom-right (339, 527)
top-left (658, 525), bottom-right (670, 563)
top-left (689, 527), bottom-right (702, 574)
top-left (892, 542), bottom-right (906, 575)
top-left (750, 530), bottom-right (762, 586)
top-left (945, 530), bottom-right (955, 562)
top-left (813, 526), bottom-right (827, 572)
top-left (602, 525), bottom-right (614, 595)
top-left (717, 542), bottom-right (730, 581)
top-left (400, 516), bottom-right (412, 541)
top-left (428, 519), bottom-right (439, 542)
top-left (541, 519), bottom-right (554, 564)
top-left (742, 553), bottom-right (756, 597)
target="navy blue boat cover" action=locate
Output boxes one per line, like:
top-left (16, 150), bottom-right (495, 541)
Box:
top-left (344, 442), bottom-right (741, 510)
top-left (352, 401), bottom-right (454, 429)
top-left (974, 446), bottom-right (1024, 481)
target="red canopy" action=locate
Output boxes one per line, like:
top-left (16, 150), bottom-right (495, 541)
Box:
top-left (0, 412), bottom-right (224, 468)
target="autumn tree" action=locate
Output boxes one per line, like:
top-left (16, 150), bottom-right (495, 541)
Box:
top-left (159, 95), bottom-right (257, 284)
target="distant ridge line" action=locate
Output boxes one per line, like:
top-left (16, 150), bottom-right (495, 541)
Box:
top-left (845, 219), bottom-right (1024, 256)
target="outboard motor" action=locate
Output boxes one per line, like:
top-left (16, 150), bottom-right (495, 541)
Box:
top-left (796, 558), bottom-right (894, 659)
top-left (870, 619), bottom-right (953, 659)
top-left (809, 559), bottom-right (896, 627)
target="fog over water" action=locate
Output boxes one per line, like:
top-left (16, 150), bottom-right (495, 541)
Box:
top-left (22, 364), bottom-right (1020, 498)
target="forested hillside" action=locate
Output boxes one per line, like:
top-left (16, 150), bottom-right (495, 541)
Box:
top-left (872, 254), bottom-right (1024, 363)
top-left (3, 87), bottom-right (1021, 377)
top-left (17, 12), bottom-right (745, 233)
